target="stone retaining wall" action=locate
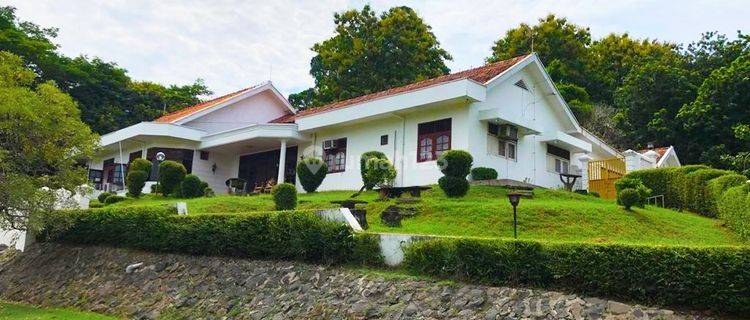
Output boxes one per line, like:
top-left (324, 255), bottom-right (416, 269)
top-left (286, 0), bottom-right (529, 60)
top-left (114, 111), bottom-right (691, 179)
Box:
top-left (0, 244), bottom-right (709, 319)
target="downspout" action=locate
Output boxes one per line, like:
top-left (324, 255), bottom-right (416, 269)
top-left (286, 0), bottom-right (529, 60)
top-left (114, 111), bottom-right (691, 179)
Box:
top-left (389, 113), bottom-right (407, 187)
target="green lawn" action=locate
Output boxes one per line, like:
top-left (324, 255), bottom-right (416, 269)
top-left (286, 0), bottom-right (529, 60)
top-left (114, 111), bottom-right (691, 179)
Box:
top-left (107, 185), bottom-right (746, 247)
top-left (0, 301), bottom-right (115, 320)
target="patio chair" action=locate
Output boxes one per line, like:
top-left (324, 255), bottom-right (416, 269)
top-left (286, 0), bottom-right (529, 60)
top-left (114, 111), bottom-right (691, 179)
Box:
top-left (225, 178), bottom-right (248, 196)
top-left (262, 179), bottom-right (276, 193)
top-left (251, 182), bottom-right (264, 195)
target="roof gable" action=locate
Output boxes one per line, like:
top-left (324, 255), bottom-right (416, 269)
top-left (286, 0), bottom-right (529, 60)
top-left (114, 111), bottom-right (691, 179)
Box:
top-left (155, 82), bottom-right (295, 124)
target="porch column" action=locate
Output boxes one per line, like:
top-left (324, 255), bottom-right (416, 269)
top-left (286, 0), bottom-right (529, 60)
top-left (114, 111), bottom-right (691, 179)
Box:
top-left (578, 154), bottom-right (593, 191)
top-left (277, 139), bottom-right (287, 183)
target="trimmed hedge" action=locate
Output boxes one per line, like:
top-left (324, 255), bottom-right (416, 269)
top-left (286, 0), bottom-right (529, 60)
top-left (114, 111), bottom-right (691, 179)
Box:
top-left (437, 150), bottom-right (473, 177)
top-left (97, 192), bottom-right (113, 203)
top-left (297, 157), bottom-right (327, 193)
top-left (438, 176), bottom-right (470, 197)
top-left (614, 176), bottom-right (651, 208)
top-left (125, 170), bottom-right (148, 198)
top-left (717, 185), bottom-right (750, 240)
top-left (128, 158), bottom-right (152, 177)
top-left (360, 151), bottom-right (388, 190)
top-left (180, 174), bottom-right (205, 198)
top-left (103, 195), bottom-right (126, 205)
top-left (682, 169), bottom-right (734, 217)
top-left (404, 238), bottom-right (750, 313)
top-left (158, 160), bottom-right (187, 195)
top-left (618, 188), bottom-right (640, 210)
top-left (707, 174), bottom-right (747, 216)
top-left (41, 206), bottom-right (382, 265)
top-left (471, 167), bottom-right (498, 181)
top-left (272, 183), bottom-right (297, 210)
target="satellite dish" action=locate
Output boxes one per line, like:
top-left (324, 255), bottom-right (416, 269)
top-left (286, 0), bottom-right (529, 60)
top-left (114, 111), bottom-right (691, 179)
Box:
top-left (156, 152), bottom-right (166, 162)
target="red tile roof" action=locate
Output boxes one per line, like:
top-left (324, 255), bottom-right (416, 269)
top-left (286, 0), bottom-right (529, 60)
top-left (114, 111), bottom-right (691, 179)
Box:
top-left (292, 54), bottom-right (530, 120)
top-left (638, 146), bottom-right (670, 162)
top-left (155, 83), bottom-right (265, 123)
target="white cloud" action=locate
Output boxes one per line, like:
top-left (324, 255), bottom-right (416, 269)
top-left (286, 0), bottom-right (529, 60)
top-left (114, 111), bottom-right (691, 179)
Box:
top-left (5, 0), bottom-right (749, 98)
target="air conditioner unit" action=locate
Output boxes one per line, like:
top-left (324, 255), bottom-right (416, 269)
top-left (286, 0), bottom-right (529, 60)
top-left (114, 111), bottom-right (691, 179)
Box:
top-left (488, 123), bottom-right (499, 136)
top-left (499, 125), bottom-right (519, 140)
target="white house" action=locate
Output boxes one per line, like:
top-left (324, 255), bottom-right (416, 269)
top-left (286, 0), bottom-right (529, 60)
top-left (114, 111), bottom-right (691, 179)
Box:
top-left (89, 54), bottom-right (620, 194)
top-left (623, 145), bottom-right (681, 172)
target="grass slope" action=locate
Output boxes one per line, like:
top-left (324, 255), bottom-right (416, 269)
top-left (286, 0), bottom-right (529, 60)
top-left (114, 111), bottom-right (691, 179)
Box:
top-left (0, 301), bottom-right (115, 320)
top-left (108, 185), bottom-right (745, 247)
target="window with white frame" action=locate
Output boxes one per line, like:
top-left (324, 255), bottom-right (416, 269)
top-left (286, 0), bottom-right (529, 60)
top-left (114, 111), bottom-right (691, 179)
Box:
top-left (554, 158), bottom-right (569, 174)
top-left (498, 140), bottom-right (516, 160)
top-left (490, 123), bottom-right (518, 160)
top-left (546, 144), bottom-right (571, 174)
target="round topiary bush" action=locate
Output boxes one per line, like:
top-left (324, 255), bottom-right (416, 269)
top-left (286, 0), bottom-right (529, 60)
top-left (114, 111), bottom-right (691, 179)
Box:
top-left (180, 174), bottom-right (205, 198)
top-left (272, 183), bottom-right (297, 210)
top-left (158, 160), bottom-right (187, 196)
top-left (471, 167), bottom-right (498, 181)
top-left (438, 176), bottom-right (470, 198)
top-left (296, 157), bottom-right (327, 193)
top-left (363, 158), bottom-right (397, 188)
top-left (125, 170), bottom-right (148, 198)
top-left (104, 195), bottom-right (126, 205)
top-left (129, 158), bottom-right (152, 177)
top-left (360, 151), bottom-right (388, 190)
top-left (97, 192), bottom-right (113, 203)
top-left (618, 188), bottom-right (641, 210)
top-left (615, 176), bottom-right (651, 208)
top-left (437, 150), bottom-right (473, 178)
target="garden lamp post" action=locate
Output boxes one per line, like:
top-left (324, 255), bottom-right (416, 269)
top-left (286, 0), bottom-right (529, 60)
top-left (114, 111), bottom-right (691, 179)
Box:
top-left (155, 152), bottom-right (166, 194)
top-left (506, 192), bottom-right (522, 239)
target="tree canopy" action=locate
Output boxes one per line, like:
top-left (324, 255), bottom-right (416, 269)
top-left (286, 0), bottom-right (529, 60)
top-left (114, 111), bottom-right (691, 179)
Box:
top-left (0, 6), bottom-right (211, 134)
top-left (288, 5), bottom-right (451, 109)
top-left (0, 51), bottom-right (98, 231)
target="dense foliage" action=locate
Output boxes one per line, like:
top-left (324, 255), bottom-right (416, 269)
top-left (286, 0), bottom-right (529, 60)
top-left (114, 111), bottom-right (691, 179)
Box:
top-left (103, 195), bottom-right (126, 205)
top-left (180, 174), bottom-right (205, 198)
top-left (296, 157), bottom-right (327, 193)
top-left (360, 151), bottom-right (388, 190)
top-left (0, 6), bottom-right (211, 134)
top-left (437, 150), bottom-right (473, 197)
top-left (157, 161), bottom-right (186, 196)
top-left (128, 158), bottom-right (152, 177)
top-left (125, 170), bottom-right (148, 198)
top-left (288, 5), bottom-right (451, 109)
top-left (404, 238), bottom-right (750, 313)
top-left (717, 184), bottom-right (750, 239)
top-left (363, 158), bottom-right (397, 189)
top-left (271, 183), bottom-right (297, 210)
top-left (614, 176), bottom-right (651, 208)
top-left (97, 192), bottom-right (113, 204)
top-left (0, 51), bottom-right (97, 231)
top-left (470, 167), bottom-right (498, 181)
top-left (41, 206), bottom-right (382, 265)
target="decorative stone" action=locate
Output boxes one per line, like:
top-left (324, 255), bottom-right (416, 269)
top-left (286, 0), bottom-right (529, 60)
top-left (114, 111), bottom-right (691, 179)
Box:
top-left (380, 206), bottom-right (403, 227)
top-left (125, 262), bottom-right (143, 274)
top-left (607, 301), bottom-right (631, 314)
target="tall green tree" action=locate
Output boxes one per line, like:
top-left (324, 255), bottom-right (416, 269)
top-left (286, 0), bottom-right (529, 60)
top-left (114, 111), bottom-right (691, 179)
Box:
top-left (0, 51), bottom-right (98, 231)
top-left (289, 5), bottom-right (451, 109)
top-left (613, 55), bottom-right (697, 149)
top-left (677, 53), bottom-right (750, 165)
top-left (487, 14), bottom-right (591, 87)
top-left (587, 33), bottom-right (679, 104)
top-left (684, 31), bottom-right (749, 81)
top-left (0, 6), bottom-right (210, 133)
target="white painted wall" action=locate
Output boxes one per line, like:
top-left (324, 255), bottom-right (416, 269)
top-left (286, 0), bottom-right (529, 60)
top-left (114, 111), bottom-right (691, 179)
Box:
top-left (469, 67), bottom-right (581, 189)
top-left (296, 101), bottom-right (469, 191)
top-left (183, 91), bottom-right (289, 134)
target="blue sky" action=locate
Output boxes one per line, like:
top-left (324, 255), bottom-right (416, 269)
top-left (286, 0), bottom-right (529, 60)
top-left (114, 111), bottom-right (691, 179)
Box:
top-left (6, 0), bottom-right (749, 98)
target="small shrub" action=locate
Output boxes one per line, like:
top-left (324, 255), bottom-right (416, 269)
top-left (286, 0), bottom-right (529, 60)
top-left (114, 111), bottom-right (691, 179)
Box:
top-left (618, 188), bottom-right (640, 210)
top-left (589, 191), bottom-right (600, 198)
top-left (272, 183), bottom-right (297, 210)
top-left (438, 176), bottom-right (470, 197)
top-left (615, 176), bottom-right (651, 208)
top-left (125, 170), bottom-right (148, 198)
top-left (203, 187), bottom-right (215, 197)
top-left (717, 184), bottom-right (750, 239)
top-left (158, 160), bottom-right (187, 196)
top-left (437, 150), bottom-right (473, 178)
top-left (363, 158), bottom-right (397, 188)
top-left (471, 167), bottom-right (498, 181)
top-left (180, 174), bottom-right (205, 198)
top-left (574, 189), bottom-right (588, 195)
top-left (128, 158), bottom-right (152, 177)
top-left (360, 151), bottom-right (388, 190)
top-left (88, 200), bottom-right (103, 208)
top-left (97, 192), bottom-right (113, 203)
top-left (297, 157), bottom-right (327, 193)
top-left (104, 195), bottom-right (126, 205)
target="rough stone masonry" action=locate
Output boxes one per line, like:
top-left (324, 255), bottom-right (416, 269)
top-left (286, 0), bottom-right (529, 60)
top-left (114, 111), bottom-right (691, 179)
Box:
top-left (0, 244), bottom-right (715, 319)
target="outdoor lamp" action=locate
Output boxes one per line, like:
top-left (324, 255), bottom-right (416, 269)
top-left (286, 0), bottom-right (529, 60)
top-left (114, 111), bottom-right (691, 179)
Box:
top-left (156, 152), bottom-right (166, 162)
top-left (155, 152), bottom-right (166, 195)
top-left (506, 192), bottom-right (522, 239)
